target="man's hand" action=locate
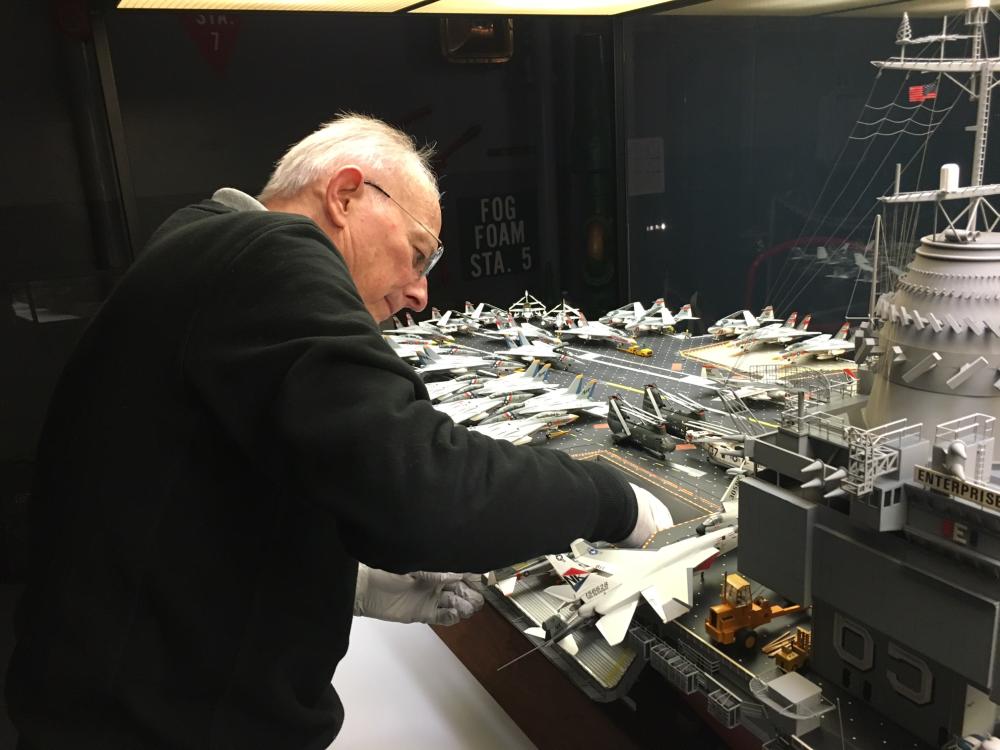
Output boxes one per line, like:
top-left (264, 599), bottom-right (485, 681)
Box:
top-left (354, 565), bottom-right (485, 626)
top-left (620, 483), bottom-right (674, 547)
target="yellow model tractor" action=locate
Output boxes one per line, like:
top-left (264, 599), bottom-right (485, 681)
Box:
top-left (618, 344), bottom-right (654, 357)
top-left (704, 573), bottom-right (803, 651)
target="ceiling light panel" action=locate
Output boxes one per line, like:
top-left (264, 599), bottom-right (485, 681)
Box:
top-left (409, 0), bottom-right (678, 15)
top-left (660, 0), bottom-right (965, 15)
top-left (117, 1), bottom-right (413, 11)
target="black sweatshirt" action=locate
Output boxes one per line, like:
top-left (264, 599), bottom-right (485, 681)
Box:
top-left (6, 199), bottom-right (635, 750)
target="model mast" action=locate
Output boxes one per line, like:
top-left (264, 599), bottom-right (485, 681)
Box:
top-left (865, 0), bottom-right (1000, 435)
top-left (876, 0), bottom-right (1000, 239)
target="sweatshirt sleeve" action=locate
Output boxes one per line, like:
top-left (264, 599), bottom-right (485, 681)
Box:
top-left (183, 221), bottom-right (636, 574)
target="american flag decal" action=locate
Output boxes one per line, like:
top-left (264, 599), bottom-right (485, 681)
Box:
top-left (908, 82), bottom-right (938, 103)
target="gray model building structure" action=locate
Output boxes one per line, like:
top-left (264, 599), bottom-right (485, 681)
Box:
top-left (741, 409), bottom-right (1000, 746)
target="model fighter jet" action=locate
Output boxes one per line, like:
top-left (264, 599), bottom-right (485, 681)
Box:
top-left (542, 299), bottom-right (582, 330)
top-left (479, 314), bottom-right (563, 346)
top-left (524, 527), bottom-right (737, 656)
top-left (384, 311), bottom-right (448, 340)
top-left (781, 322), bottom-right (853, 360)
top-left (469, 413), bottom-right (578, 446)
top-left (599, 302), bottom-right (639, 328)
top-left (471, 359), bottom-right (558, 397)
top-left (559, 313), bottom-right (637, 349)
top-left (627, 302), bottom-right (698, 335)
top-left (508, 290), bottom-right (548, 322)
top-left (433, 393), bottom-right (535, 424)
top-left (707, 306), bottom-right (775, 338)
top-left (462, 300), bottom-right (509, 327)
top-left (499, 331), bottom-right (575, 370)
top-left (511, 373), bottom-right (607, 418)
top-left (424, 377), bottom-right (489, 402)
top-left (736, 312), bottom-right (818, 351)
top-left (414, 346), bottom-right (508, 378)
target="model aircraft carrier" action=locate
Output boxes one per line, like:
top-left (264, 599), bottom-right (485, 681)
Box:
top-left (435, 307), bottom-right (994, 748)
top-left (398, 312), bottom-right (905, 746)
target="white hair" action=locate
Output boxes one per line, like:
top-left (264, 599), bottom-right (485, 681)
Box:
top-left (258, 113), bottom-right (437, 203)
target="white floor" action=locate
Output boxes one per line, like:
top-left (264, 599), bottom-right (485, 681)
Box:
top-left (331, 617), bottom-right (538, 750)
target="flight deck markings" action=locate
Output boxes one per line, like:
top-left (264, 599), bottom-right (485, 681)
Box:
top-left (672, 463), bottom-right (707, 479)
top-left (604, 381), bottom-right (644, 394)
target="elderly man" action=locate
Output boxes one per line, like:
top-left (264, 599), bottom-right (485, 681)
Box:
top-left (7, 114), bottom-right (670, 749)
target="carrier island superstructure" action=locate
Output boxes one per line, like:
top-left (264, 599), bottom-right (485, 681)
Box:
top-left (739, 2), bottom-right (1000, 746)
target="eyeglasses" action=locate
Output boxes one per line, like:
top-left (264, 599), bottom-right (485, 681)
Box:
top-left (363, 179), bottom-right (444, 278)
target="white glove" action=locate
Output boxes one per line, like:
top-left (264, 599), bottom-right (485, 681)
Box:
top-left (620, 483), bottom-right (674, 547)
top-left (354, 565), bottom-right (485, 626)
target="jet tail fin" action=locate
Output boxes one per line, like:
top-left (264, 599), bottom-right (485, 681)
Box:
top-left (834, 322), bottom-right (851, 340)
top-left (675, 303), bottom-right (694, 321)
top-left (546, 552), bottom-right (595, 592)
top-left (568, 539), bottom-right (594, 558)
top-left (496, 576), bottom-right (519, 596)
top-left (798, 313), bottom-right (812, 331)
top-left (418, 345), bottom-right (440, 364)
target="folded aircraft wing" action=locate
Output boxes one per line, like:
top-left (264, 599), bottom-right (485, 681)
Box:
top-left (645, 547), bottom-right (720, 620)
top-left (640, 584), bottom-right (690, 624)
top-left (595, 598), bottom-right (639, 646)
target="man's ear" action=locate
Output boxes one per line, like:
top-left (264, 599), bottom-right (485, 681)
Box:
top-left (323, 166), bottom-right (364, 229)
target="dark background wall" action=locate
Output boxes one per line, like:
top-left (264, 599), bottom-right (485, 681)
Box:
top-left (102, 7), bottom-right (621, 314)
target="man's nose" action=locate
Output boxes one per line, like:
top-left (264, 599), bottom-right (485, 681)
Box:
top-left (402, 275), bottom-right (428, 313)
